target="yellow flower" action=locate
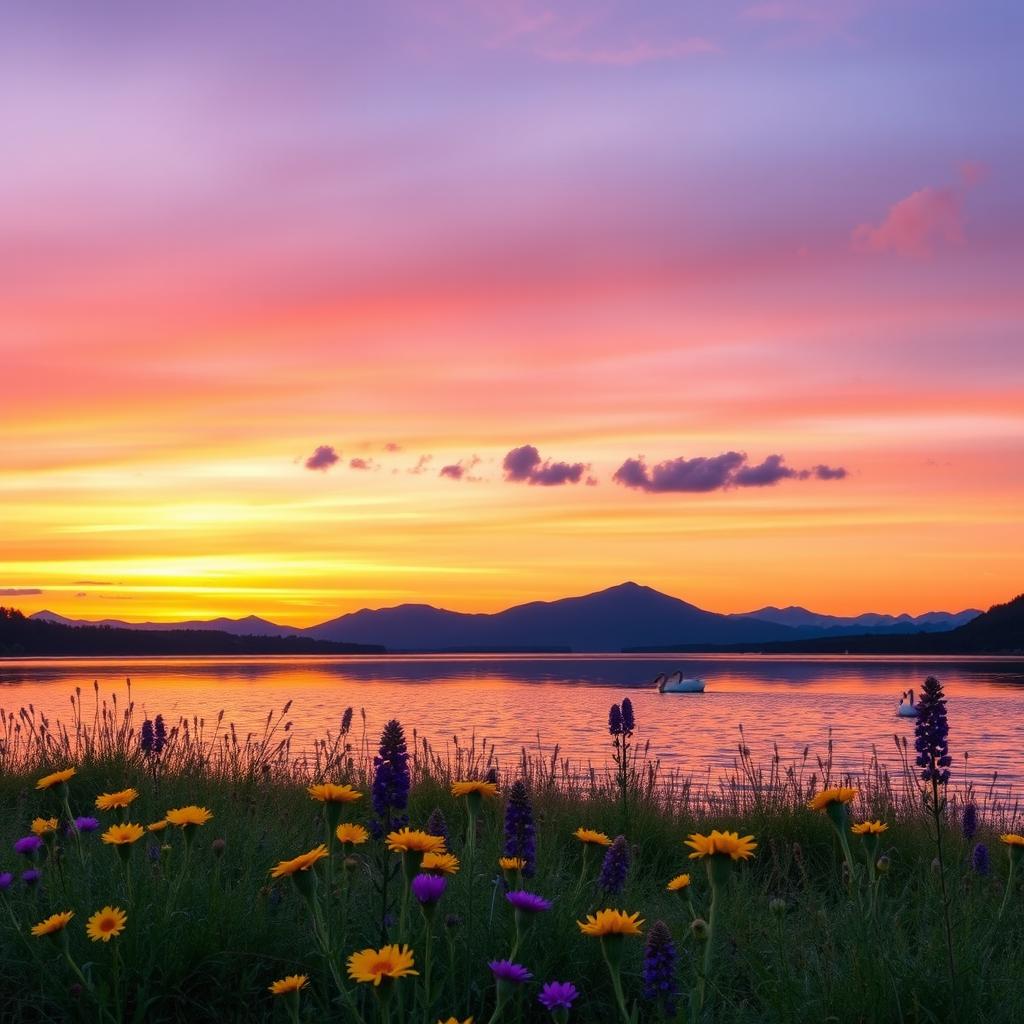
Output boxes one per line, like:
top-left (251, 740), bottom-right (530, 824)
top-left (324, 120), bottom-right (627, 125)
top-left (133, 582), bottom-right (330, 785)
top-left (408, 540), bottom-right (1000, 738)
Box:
top-left (1000, 833), bottom-right (1024, 847)
top-left (386, 828), bottom-right (446, 855)
top-left (270, 844), bottom-right (329, 878)
top-left (685, 830), bottom-right (757, 861)
top-left (667, 873), bottom-right (692, 891)
top-left (336, 823), bottom-right (370, 846)
top-left (577, 909), bottom-right (644, 937)
top-left (851, 821), bottom-right (889, 835)
top-left (147, 820), bottom-right (169, 832)
top-left (807, 787), bottom-right (858, 812)
top-left (451, 780), bottom-right (499, 799)
top-left (574, 827), bottom-right (613, 847)
top-left (347, 944), bottom-right (418, 985)
top-left (308, 783), bottom-right (362, 804)
top-left (36, 768), bottom-right (76, 791)
top-left (95, 788), bottom-right (139, 811)
top-left (498, 856), bottom-right (526, 871)
top-left (166, 805), bottom-right (213, 828)
top-left (31, 817), bottom-right (58, 836)
top-left (31, 911), bottom-right (74, 937)
top-left (102, 823), bottom-right (144, 846)
top-left (422, 852), bottom-right (460, 875)
top-left (438, 1019), bottom-right (474, 1024)
top-left (86, 906), bottom-right (127, 942)
top-left (269, 974), bottom-right (309, 995)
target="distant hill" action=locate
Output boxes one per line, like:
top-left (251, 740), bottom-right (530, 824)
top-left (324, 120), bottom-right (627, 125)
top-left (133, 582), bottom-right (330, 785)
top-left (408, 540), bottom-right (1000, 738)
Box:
top-left (1, 608), bottom-right (383, 657)
top-left (730, 605), bottom-right (980, 637)
top-left (29, 611), bottom-right (301, 638)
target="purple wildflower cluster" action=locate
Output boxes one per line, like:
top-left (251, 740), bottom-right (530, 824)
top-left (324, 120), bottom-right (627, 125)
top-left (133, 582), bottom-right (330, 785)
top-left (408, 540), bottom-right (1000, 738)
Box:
top-left (370, 719), bottom-right (410, 839)
top-left (609, 698), bottom-right (635, 737)
top-left (411, 873), bottom-right (446, 906)
top-left (503, 780), bottom-right (536, 878)
top-left (914, 676), bottom-right (951, 785)
top-left (538, 980), bottom-right (579, 1015)
top-left (140, 714), bottom-right (167, 756)
top-left (489, 960), bottom-right (532, 985)
top-left (972, 843), bottom-right (990, 876)
top-left (425, 808), bottom-right (449, 850)
top-left (14, 835), bottom-right (42, 856)
top-left (642, 920), bottom-right (679, 1016)
top-left (505, 890), bottom-right (552, 914)
top-left (961, 802), bottom-right (977, 839)
top-left (598, 835), bottom-right (630, 895)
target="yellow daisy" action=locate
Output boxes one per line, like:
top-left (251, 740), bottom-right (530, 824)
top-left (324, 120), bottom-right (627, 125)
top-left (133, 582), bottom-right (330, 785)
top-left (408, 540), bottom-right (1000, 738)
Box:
top-left (438, 1019), bottom-right (474, 1024)
top-left (95, 788), bottom-right (139, 811)
top-left (31, 911), bottom-right (74, 937)
top-left (807, 787), bottom-right (858, 812)
top-left (165, 805), bottom-right (213, 828)
top-left (574, 828), bottom-right (613, 846)
top-left (577, 909), bottom-right (644, 937)
top-left (451, 780), bottom-right (499, 799)
top-left (36, 767), bottom-right (76, 791)
top-left (386, 828), bottom-right (446, 855)
top-left (685, 830), bottom-right (757, 861)
top-left (1000, 833), bottom-right (1024, 847)
top-left (307, 783), bottom-right (362, 804)
top-left (422, 852), bottom-right (460, 875)
top-left (851, 821), bottom-right (889, 835)
top-left (347, 944), bottom-right (418, 986)
top-left (269, 974), bottom-right (309, 995)
top-left (86, 906), bottom-right (127, 942)
top-left (270, 844), bottom-right (329, 878)
top-left (498, 856), bottom-right (526, 871)
top-left (102, 823), bottom-right (144, 846)
top-left (147, 820), bottom-right (169, 832)
top-left (31, 817), bottom-right (58, 836)
top-left (335, 823), bottom-right (370, 846)
top-left (667, 873), bottom-right (691, 891)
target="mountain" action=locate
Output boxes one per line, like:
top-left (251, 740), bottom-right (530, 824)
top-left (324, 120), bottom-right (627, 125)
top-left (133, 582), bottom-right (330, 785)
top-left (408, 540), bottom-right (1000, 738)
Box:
top-left (731, 605), bottom-right (980, 636)
top-left (29, 610), bottom-right (302, 637)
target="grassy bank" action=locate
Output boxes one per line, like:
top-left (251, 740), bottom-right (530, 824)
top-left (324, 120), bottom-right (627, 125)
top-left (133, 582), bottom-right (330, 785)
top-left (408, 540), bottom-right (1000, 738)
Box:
top-left (1, 684), bottom-right (1022, 1023)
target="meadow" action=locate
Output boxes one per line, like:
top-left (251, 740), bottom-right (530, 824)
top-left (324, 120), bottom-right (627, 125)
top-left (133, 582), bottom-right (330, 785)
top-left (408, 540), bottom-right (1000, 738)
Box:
top-left (1, 678), bottom-right (1022, 1023)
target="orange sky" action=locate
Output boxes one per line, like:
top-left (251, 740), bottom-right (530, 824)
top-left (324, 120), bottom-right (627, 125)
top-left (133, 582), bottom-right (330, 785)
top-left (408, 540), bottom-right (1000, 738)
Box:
top-left (2, 2), bottom-right (1023, 625)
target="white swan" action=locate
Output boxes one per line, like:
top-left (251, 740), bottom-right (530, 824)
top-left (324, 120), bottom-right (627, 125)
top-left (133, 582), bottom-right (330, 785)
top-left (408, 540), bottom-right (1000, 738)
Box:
top-left (657, 671), bottom-right (706, 694)
top-left (897, 688), bottom-right (919, 717)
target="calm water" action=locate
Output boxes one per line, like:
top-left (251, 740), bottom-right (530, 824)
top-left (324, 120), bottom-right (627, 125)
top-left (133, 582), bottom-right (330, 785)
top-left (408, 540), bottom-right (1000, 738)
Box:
top-left (2, 655), bottom-right (1023, 784)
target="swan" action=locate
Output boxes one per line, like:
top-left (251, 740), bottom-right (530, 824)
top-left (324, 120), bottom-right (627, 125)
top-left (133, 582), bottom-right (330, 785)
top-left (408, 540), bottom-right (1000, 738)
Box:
top-left (658, 670), bottom-right (706, 694)
top-left (897, 688), bottom-right (918, 717)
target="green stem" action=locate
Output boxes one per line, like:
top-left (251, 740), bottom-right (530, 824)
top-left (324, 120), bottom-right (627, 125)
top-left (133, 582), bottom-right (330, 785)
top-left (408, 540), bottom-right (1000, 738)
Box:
top-left (423, 926), bottom-right (434, 1024)
top-left (605, 958), bottom-right (632, 1024)
top-left (998, 857), bottom-right (1016, 919)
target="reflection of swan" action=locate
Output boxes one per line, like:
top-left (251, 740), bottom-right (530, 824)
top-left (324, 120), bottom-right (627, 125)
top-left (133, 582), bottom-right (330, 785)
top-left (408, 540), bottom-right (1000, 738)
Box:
top-left (657, 671), bottom-right (706, 694)
top-left (897, 689), bottom-right (918, 717)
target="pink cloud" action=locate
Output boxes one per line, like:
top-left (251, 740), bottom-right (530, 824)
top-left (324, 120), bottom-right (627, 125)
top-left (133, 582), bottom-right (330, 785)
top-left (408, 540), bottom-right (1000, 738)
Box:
top-left (852, 185), bottom-right (967, 257)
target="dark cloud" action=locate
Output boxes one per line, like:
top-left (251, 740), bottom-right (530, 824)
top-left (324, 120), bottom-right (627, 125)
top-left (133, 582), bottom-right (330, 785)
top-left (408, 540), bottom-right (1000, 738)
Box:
top-left (304, 445), bottom-right (339, 471)
top-left (440, 463), bottom-right (466, 480)
top-left (440, 456), bottom-right (481, 481)
top-left (614, 452), bottom-right (848, 493)
top-left (0, 587), bottom-right (42, 596)
top-left (502, 445), bottom-right (587, 486)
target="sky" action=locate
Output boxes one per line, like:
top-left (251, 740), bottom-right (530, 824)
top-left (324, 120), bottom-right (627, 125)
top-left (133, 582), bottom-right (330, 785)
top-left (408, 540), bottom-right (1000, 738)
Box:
top-left (2, 1), bottom-right (1023, 626)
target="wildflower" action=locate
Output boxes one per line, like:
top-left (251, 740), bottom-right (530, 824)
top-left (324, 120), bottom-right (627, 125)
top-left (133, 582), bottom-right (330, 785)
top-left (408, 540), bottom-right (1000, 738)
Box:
top-left (154, 715), bottom-right (167, 754)
top-left (999, 833), bottom-right (1024, 858)
top-left (86, 906), bottom-right (126, 942)
top-left (599, 835), bottom-right (630, 895)
top-left (425, 808), bottom-right (450, 849)
top-left (498, 856), bottom-right (526, 871)
top-left (685, 830), bottom-right (757, 862)
top-left (851, 820), bottom-right (888, 835)
top-left (31, 818), bottom-right (58, 837)
top-left (972, 843), bottom-right (990, 876)
top-left (642, 920), bottom-right (678, 1017)
top-left (505, 890), bottom-right (552, 914)
top-left (72, 816), bottom-right (100, 834)
top-left (962, 802), bottom-right (978, 840)
top-left (335, 823), bottom-right (370, 847)
top-left (411, 872), bottom-right (447, 907)
top-left (577, 908), bottom-right (644, 936)
top-left (386, 828), bottom-right (446, 855)
top-left (0, 872), bottom-right (12, 890)
top-left (422, 851), bottom-right (459, 875)
top-left (489, 960), bottom-right (532, 984)
top-left (370, 719), bottom-right (410, 839)
top-left (347, 944), bottom-right (418, 986)
top-left (147, 820), bottom-right (169, 832)
top-left (851, 820), bottom-right (888, 868)
top-left (690, 917), bottom-right (708, 940)
top-left (307, 783), bottom-right (362, 804)
top-left (876, 855), bottom-right (891, 874)
top-left (269, 974), bottom-right (308, 995)
top-left (538, 981), bottom-right (579, 1021)
top-left (15, 836), bottom-right (43, 856)
top-left (165, 805), bottom-right (213, 829)
top-left (101, 823), bottom-right (144, 846)
top-left (574, 828), bottom-right (612, 847)
top-left (808, 789), bottom-right (859, 881)
top-left (807, 787), bottom-right (858, 813)
top-left (341, 707), bottom-right (353, 733)
top-left (36, 768), bottom-right (76, 791)
top-left (503, 780), bottom-right (536, 878)
top-left (914, 675), bottom-right (951, 785)
top-left (666, 873), bottom-right (691, 892)
top-left (621, 698), bottom-right (635, 735)
top-left (22, 868), bottom-right (41, 886)
top-left (31, 910), bottom-right (74, 938)
top-left (608, 704), bottom-right (623, 736)
top-left (269, 844), bottom-right (328, 879)
top-left (95, 788), bottom-right (139, 811)
top-left (140, 718), bottom-right (155, 754)
top-left (451, 780), bottom-right (499, 800)
top-left (437, 1019), bottom-right (473, 1024)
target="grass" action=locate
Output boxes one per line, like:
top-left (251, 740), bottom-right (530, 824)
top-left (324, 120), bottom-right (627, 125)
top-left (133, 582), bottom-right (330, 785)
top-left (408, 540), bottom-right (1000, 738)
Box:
top-left (0, 683), bottom-right (1023, 1023)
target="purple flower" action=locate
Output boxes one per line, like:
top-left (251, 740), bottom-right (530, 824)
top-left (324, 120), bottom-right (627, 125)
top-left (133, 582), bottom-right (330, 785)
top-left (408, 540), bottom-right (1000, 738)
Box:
top-left (154, 714), bottom-right (166, 754)
top-left (370, 719), bottom-right (410, 839)
top-left (608, 703), bottom-right (623, 736)
top-left (14, 835), bottom-right (43, 856)
top-left (914, 675), bottom-right (951, 785)
top-left (961, 802), bottom-right (977, 840)
top-left (425, 807), bottom-right (449, 850)
top-left (0, 872), bottom-right (13, 891)
top-left (21, 869), bottom-right (41, 886)
top-left (72, 816), bottom-right (100, 834)
top-left (621, 698), bottom-right (635, 735)
top-left (642, 920), bottom-right (679, 1016)
top-left (341, 707), bottom-right (353, 734)
top-left (503, 779), bottom-right (536, 878)
top-left (411, 872), bottom-right (446, 905)
top-left (972, 842), bottom-right (990, 876)
top-left (489, 960), bottom-right (532, 985)
top-left (140, 717), bottom-right (154, 754)
top-left (505, 890), bottom-right (552, 914)
top-left (538, 981), bottom-right (579, 1012)
top-left (598, 835), bottom-right (630, 895)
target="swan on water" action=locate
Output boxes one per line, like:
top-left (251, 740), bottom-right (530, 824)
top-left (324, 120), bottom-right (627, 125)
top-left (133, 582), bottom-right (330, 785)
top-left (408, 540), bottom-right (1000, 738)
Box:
top-left (897, 688), bottom-right (918, 717)
top-left (656, 671), bottom-right (706, 694)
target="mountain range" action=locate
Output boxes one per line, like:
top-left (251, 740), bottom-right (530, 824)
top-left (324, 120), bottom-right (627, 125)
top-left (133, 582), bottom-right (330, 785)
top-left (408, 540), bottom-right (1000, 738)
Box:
top-left (27, 583), bottom-right (981, 653)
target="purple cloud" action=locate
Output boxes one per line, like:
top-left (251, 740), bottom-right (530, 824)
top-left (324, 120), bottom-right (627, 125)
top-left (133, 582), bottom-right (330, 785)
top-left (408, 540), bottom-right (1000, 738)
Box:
top-left (732, 454), bottom-right (798, 487)
top-left (0, 588), bottom-right (42, 596)
top-left (502, 445), bottom-right (586, 486)
top-left (440, 456), bottom-right (481, 481)
top-left (304, 445), bottom-right (339, 471)
top-left (349, 457), bottom-right (375, 471)
top-left (813, 464), bottom-right (848, 480)
top-left (614, 452), bottom-right (848, 492)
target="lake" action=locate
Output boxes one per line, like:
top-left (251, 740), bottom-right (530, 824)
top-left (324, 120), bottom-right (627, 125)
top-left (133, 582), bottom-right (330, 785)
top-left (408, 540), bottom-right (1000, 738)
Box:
top-left (2, 654), bottom-right (1022, 787)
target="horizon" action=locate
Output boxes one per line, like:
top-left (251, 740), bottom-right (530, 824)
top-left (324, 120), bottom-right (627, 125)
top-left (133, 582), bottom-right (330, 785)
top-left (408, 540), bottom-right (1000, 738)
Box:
top-left (2, 3), bottom-right (1023, 626)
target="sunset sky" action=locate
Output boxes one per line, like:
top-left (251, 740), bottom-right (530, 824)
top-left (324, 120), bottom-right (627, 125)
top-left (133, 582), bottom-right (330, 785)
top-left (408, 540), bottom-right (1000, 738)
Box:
top-left (2, 1), bottom-right (1022, 625)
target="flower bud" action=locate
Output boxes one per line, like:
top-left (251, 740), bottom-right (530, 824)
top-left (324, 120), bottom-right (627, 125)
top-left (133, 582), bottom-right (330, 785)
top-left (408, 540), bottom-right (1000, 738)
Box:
top-left (876, 855), bottom-right (891, 874)
top-left (690, 917), bottom-right (708, 940)
top-left (211, 838), bottom-right (226, 858)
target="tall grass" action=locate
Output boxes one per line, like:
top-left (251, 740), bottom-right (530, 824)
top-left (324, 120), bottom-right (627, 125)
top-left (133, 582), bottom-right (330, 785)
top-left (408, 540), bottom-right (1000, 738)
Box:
top-left (1, 681), bottom-right (1022, 1022)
